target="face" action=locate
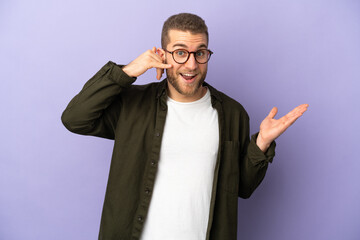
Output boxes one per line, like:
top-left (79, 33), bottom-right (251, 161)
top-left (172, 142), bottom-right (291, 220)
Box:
top-left (164, 30), bottom-right (209, 102)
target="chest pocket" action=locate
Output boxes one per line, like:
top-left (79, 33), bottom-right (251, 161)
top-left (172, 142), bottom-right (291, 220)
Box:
top-left (219, 141), bottom-right (240, 194)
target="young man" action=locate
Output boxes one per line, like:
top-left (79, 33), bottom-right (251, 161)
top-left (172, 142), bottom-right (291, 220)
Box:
top-left (62, 13), bottom-right (308, 240)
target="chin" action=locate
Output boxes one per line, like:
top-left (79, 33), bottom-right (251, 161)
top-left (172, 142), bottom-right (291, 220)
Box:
top-left (174, 77), bottom-right (204, 96)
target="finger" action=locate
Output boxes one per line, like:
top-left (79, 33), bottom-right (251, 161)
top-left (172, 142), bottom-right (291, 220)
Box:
top-left (151, 62), bottom-right (172, 69)
top-left (149, 50), bottom-right (164, 62)
top-left (298, 104), bottom-right (309, 114)
top-left (146, 50), bottom-right (172, 68)
top-left (155, 63), bottom-right (170, 80)
top-left (150, 47), bottom-right (169, 66)
top-left (287, 104), bottom-right (309, 119)
top-left (267, 107), bottom-right (278, 119)
top-left (280, 115), bottom-right (300, 129)
top-left (149, 50), bottom-right (171, 67)
top-left (156, 68), bottom-right (162, 80)
top-left (279, 104), bottom-right (309, 127)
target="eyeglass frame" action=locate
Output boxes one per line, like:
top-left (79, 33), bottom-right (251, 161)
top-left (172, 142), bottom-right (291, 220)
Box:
top-left (164, 49), bottom-right (214, 64)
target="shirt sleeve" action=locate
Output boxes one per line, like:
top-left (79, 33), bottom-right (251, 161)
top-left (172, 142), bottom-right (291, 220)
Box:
top-left (238, 130), bottom-right (276, 199)
top-left (61, 61), bottom-right (136, 139)
top-left (247, 133), bottom-right (276, 165)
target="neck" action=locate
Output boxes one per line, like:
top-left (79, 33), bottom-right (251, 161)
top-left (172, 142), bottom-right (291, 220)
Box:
top-left (167, 83), bottom-right (207, 102)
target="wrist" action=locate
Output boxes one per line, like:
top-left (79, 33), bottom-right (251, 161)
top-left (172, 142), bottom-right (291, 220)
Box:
top-left (256, 133), bottom-right (271, 152)
top-left (122, 65), bottom-right (136, 78)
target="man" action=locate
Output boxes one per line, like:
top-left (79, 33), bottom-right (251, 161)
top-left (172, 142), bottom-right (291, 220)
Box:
top-left (62, 13), bottom-right (308, 240)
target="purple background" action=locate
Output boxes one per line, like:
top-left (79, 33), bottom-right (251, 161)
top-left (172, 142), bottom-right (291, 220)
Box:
top-left (1, 0), bottom-right (359, 239)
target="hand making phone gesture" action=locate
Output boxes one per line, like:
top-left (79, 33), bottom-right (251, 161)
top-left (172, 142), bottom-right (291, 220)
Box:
top-left (122, 47), bottom-right (171, 80)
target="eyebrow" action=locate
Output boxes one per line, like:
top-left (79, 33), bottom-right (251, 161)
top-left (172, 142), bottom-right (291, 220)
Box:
top-left (172, 43), bottom-right (208, 49)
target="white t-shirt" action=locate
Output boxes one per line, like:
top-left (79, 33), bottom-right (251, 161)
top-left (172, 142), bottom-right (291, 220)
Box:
top-left (140, 89), bottom-right (219, 240)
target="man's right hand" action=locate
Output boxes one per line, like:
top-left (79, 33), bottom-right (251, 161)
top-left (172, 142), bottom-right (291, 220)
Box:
top-left (122, 47), bottom-right (172, 80)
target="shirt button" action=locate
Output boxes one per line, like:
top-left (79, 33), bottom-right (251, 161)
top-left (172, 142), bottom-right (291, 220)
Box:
top-left (138, 216), bottom-right (143, 222)
top-left (155, 132), bottom-right (160, 137)
top-left (145, 188), bottom-right (151, 194)
top-left (151, 161), bottom-right (156, 166)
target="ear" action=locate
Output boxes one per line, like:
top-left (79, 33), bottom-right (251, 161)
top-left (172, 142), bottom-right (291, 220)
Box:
top-left (157, 48), bottom-right (166, 61)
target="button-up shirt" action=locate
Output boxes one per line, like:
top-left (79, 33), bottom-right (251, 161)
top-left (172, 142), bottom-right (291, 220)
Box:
top-left (61, 61), bottom-right (276, 240)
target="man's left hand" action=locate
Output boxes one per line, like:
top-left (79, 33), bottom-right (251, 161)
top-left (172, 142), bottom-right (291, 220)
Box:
top-left (256, 104), bottom-right (309, 152)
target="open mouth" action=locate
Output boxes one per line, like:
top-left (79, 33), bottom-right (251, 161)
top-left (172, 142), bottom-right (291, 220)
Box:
top-left (180, 73), bottom-right (197, 82)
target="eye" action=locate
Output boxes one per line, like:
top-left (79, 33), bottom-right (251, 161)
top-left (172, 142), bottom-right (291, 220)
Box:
top-left (175, 50), bottom-right (187, 57)
top-left (196, 50), bottom-right (206, 57)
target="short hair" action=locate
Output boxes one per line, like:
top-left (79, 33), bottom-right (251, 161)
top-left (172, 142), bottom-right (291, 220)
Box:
top-left (161, 13), bottom-right (209, 48)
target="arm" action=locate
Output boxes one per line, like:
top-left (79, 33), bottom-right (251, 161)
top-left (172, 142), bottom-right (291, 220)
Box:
top-left (239, 134), bottom-right (276, 198)
top-left (61, 47), bottom-right (172, 139)
top-left (238, 118), bottom-right (276, 199)
top-left (61, 61), bottom-right (136, 139)
top-left (238, 104), bottom-right (309, 198)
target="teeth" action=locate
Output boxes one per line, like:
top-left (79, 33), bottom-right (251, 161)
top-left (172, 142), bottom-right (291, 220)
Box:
top-left (182, 73), bottom-right (196, 77)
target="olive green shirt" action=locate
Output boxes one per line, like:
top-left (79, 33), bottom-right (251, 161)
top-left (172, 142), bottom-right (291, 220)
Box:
top-left (61, 61), bottom-right (276, 240)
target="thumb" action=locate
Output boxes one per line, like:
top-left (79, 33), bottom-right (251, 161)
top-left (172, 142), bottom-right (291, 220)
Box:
top-left (267, 107), bottom-right (278, 119)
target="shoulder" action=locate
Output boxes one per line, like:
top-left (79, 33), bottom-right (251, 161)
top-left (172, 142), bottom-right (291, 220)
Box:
top-left (205, 82), bottom-right (249, 119)
top-left (126, 81), bottom-right (160, 92)
top-left (122, 80), bottom-right (165, 98)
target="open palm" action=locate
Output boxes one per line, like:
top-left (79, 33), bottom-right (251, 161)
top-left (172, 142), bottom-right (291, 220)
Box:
top-left (257, 104), bottom-right (309, 151)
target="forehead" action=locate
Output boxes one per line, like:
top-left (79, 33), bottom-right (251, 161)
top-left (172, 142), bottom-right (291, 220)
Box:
top-left (167, 29), bottom-right (208, 49)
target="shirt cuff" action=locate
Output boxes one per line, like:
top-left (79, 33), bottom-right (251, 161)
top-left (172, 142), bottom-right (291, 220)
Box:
top-left (106, 61), bottom-right (137, 87)
top-left (247, 132), bottom-right (276, 165)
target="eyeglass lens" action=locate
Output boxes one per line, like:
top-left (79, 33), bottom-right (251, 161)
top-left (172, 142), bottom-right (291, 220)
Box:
top-left (173, 49), bottom-right (211, 64)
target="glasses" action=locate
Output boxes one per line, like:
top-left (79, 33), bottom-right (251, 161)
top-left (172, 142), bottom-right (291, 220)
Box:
top-left (165, 49), bottom-right (213, 64)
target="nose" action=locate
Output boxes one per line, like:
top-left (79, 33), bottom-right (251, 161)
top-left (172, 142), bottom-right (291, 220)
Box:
top-left (184, 52), bottom-right (198, 70)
